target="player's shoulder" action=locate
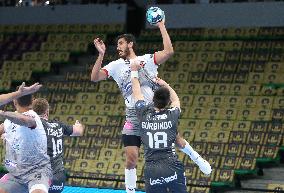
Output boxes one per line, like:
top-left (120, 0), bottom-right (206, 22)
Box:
top-left (167, 107), bottom-right (181, 114)
top-left (22, 110), bottom-right (37, 118)
top-left (138, 54), bottom-right (154, 60)
top-left (109, 58), bottom-right (125, 65)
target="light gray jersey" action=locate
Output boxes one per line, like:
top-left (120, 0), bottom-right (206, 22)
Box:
top-left (3, 110), bottom-right (51, 179)
top-left (103, 54), bottom-right (160, 136)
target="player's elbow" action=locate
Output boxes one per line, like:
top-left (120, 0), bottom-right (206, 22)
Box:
top-left (91, 75), bottom-right (99, 82)
top-left (165, 49), bottom-right (174, 57)
top-left (23, 118), bottom-right (36, 128)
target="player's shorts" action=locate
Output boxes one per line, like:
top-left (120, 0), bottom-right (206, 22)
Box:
top-left (122, 108), bottom-right (141, 136)
top-left (49, 171), bottom-right (66, 193)
top-left (144, 156), bottom-right (187, 193)
top-left (0, 171), bottom-right (50, 193)
top-left (122, 134), bottom-right (141, 148)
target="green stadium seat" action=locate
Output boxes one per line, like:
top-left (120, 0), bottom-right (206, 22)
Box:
top-left (237, 157), bottom-right (256, 170)
top-left (241, 144), bottom-right (260, 157)
top-left (225, 143), bottom-right (243, 157)
top-left (221, 156), bottom-right (239, 169)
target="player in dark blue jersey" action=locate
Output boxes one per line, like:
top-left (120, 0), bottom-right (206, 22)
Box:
top-left (32, 98), bottom-right (84, 193)
top-left (130, 62), bottom-right (211, 192)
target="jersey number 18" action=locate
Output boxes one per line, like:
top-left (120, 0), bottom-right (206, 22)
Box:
top-left (147, 132), bottom-right (168, 148)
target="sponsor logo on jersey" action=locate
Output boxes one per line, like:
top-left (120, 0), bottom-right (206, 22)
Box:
top-left (149, 172), bottom-right (178, 185)
top-left (49, 183), bottom-right (64, 191)
top-left (152, 114), bottom-right (168, 121)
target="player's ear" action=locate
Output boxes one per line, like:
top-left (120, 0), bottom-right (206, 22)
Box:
top-left (128, 41), bottom-right (134, 49)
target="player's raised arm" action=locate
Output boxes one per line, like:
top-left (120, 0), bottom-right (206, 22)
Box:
top-left (155, 78), bottom-right (180, 110)
top-left (154, 19), bottom-right (174, 65)
top-left (130, 61), bottom-right (144, 101)
top-left (0, 82), bottom-right (42, 106)
top-left (0, 110), bottom-right (36, 128)
top-left (91, 38), bottom-right (108, 82)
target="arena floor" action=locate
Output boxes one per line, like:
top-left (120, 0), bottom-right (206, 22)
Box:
top-left (62, 186), bottom-right (145, 193)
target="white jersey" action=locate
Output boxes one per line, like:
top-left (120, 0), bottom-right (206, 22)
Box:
top-left (103, 54), bottom-right (159, 108)
top-left (3, 110), bottom-right (50, 178)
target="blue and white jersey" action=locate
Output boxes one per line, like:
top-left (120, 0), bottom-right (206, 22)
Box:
top-left (3, 110), bottom-right (51, 178)
top-left (103, 54), bottom-right (159, 108)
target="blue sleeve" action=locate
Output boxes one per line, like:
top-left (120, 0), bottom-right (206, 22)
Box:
top-left (135, 100), bottom-right (148, 120)
top-left (168, 107), bottom-right (181, 121)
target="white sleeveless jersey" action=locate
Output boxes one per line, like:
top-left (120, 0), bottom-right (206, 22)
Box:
top-left (3, 110), bottom-right (50, 178)
top-left (103, 54), bottom-right (159, 108)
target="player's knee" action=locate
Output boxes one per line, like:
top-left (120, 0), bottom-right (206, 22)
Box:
top-left (126, 153), bottom-right (138, 168)
top-left (0, 188), bottom-right (8, 193)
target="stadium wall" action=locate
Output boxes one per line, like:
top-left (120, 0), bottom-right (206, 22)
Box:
top-left (146, 2), bottom-right (284, 28)
top-left (0, 2), bottom-right (283, 27)
top-left (0, 4), bottom-right (126, 24)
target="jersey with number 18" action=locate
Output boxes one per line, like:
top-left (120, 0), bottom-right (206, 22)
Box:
top-left (135, 100), bottom-right (180, 161)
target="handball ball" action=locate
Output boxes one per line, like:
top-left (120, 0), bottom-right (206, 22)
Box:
top-left (146, 7), bottom-right (165, 25)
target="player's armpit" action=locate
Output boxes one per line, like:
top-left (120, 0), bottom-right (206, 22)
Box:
top-left (91, 69), bottom-right (108, 82)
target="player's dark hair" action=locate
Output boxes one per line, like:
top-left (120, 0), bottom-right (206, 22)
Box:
top-left (153, 87), bottom-right (170, 109)
top-left (32, 98), bottom-right (49, 115)
top-left (116, 34), bottom-right (137, 51)
top-left (16, 94), bottom-right (33, 107)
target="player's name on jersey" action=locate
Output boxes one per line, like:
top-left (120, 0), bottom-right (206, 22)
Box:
top-left (141, 121), bottom-right (173, 130)
top-left (46, 127), bottom-right (63, 137)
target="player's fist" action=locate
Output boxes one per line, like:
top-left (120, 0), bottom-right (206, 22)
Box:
top-left (130, 60), bottom-right (141, 71)
top-left (93, 38), bottom-right (106, 55)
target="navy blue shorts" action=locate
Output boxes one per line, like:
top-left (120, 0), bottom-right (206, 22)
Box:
top-left (49, 171), bottom-right (65, 193)
top-left (144, 157), bottom-right (187, 193)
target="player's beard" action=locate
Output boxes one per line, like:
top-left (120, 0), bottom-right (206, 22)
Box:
top-left (119, 47), bottom-right (130, 59)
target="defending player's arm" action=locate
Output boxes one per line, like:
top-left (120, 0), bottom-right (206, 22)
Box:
top-left (154, 19), bottom-right (174, 65)
top-left (0, 110), bottom-right (36, 128)
top-left (155, 78), bottom-right (180, 110)
top-left (130, 62), bottom-right (149, 121)
top-left (60, 120), bottom-right (84, 136)
top-left (0, 123), bottom-right (4, 136)
top-left (0, 82), bottom-right (42, 106)
top-left (130, 61), bottom-right (144, 101)
top-left (91, 38), bottom-right (108, 82)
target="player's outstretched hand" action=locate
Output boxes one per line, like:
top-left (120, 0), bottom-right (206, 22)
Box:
top-left (72, 120), bottom-right (84, 136)
top-left (93, 38), bottom-right (106, 55)
top-left (18, 82), bottom-right (42, 96)
top-left (155, 77), bottom-right (169, 87)
top-left (130, 60), bottom-right (141, 71)
top-left (155, 18), bottom-right (165, 27)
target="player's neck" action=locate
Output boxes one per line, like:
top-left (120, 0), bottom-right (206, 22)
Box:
top-left (17, 107), bottom-right (30, 113)
top-left (126, 52), bottom-right (137, 60)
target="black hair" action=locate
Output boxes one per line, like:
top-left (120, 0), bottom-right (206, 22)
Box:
top-left (116, 33), bottom-right (137, 52)
top-left (153, 87), bottom-right (170, 109)
top-left (16, 94), bottom-right (33, 107)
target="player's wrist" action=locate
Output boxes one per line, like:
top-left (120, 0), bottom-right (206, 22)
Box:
top-left (131, 71), bottom-right (139, 79)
